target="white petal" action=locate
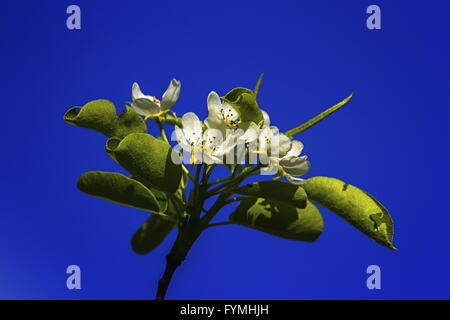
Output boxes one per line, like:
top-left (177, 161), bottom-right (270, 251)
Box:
top-left (161, 79), bottom-right (181, 110)
top-left (205, 116), bottom-right (226, 130)
top-left (207, 91), bottom-right (222, 113)
top-left (261, 110), bottom-right (270, 127)
top-left (276, 134), bottom-right (292, 158)
top-left (214, 131), bottom-right (238, 157)
top-left (207, 91), bottom-right (222, 119)
top-left (203, 127), bottom-right (224, 149)
top-left (132, 82), bottom-right (145, 100)
top-left (261, 157), bottom-right (280, 176)
top-left (131, 99), bottom-right (160, 116)
top-left (285, 174), bottom-right (305, 185)
top-left (175, 125), bottom-right (191, 151)
top-left (131, 83), bottom-right (161, 116)
top-left (238, 122), bottom-right (259, 143)
top-left (258, 126), bottom-right (274, 151)
top-left (280, 156), bottom-right (311, 176)
top-left (284, 140), bottom-right (304, 159)
top-left (181, 112), bottom-right (203, 142)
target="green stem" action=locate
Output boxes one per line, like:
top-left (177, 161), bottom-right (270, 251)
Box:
top-left (156, 120), bottom-right (169, 143)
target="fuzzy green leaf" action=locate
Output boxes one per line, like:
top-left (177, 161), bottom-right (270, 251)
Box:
top-left (77, 171), bottom-right (160, 213)
top-left (223, 87), bottom-right (254, 102)
top-left (64, 99), bottom-right (147, 138)
top-left (106, 133), bottom-right (182, 193)
top-left (222, 88), bottom-right (263, 124)
top-left (303, 176), bottom-right (396, 250)
top-left (235, 180), bottom-right (307, 209)
top-left (114, 106), bottom-right (148, 138)
top-left (229, 198), bottom-right (323, 242)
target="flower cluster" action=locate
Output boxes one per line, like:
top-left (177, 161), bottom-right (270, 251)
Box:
top-left (131, 79), bottom-right (310, 184)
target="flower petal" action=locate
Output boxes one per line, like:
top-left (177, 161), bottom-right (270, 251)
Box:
top-left (261, 110), bottom-right (270, 127)
top-left (132, 82), bottom-right (146, 100)
top-left (280, 156), bottom-right (311, 176)
top-left (131, 99), bottom-right (160, 116)
top-left (207, 91), bottom-right (222, 114)
top-left (285, 174), bottom-right (305, 185)
top-left (160, 79), bottom-right (181, 110)
top-left (238, 122), bottom-right (259, 143)
top-left (131, 83), bottom-right (160, 116)
top-left (284, 140), bottom-right (304, 159)
top-left (277, 134), bottom-right (292, 158)
top-left (261, 157), bottom-right (279, 176)
top-left (181, 112), bottom-right (203, 146)
top-left (175, 125), bottom-right (191, 151)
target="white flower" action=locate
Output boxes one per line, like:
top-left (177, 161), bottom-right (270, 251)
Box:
top-left (131, 79), bottom-right (180, 118)
top-left (205, 91), bottom-right (262, 147)
top-left (258, 128), bottom-right (310, 184)
top-left (205, 91), bottom-right (241, 130)
top-left (175, 112), bottom-right (237, 164)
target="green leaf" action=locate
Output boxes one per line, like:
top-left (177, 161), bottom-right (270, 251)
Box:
top-left (106, 133), bottom-right (182, 193)
top-left (131, 214), bottom-right (177, 255)
top-left (284, 93), bottom-right (353, 137)
top-left (229, 198), bottom-right (323, 242)
top-left (114, 106), bottom-right (148, 138)
top-left (302, 176), bottom-right (396, 250)
top-left (235, 180), bottom-right (307, 209)
top-left (64, 99), bottom-right (147, 138)
top-left (131, 195), bottom-right (179, 254)
top-left (223, 87), bottom-right (254, 102)
top-left (77, 171), bottom-right (160, 213)
top-left (222, 88), bottom-right (263, 124)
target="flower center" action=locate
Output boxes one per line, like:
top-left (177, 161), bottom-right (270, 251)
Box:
top-left (152, 96), bottom-right (161, 105)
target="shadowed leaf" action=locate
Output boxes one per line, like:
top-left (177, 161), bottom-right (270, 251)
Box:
top-left (235, 180), bottom-right (307, 209)
top-left (229, 198), bottom-right (323, 242)
top-left (131, 214), bottom-right (177, 254)
top-left (77, 171), bottom-right (160, 213)
top-left (131, 197), bottom-right (179, 255)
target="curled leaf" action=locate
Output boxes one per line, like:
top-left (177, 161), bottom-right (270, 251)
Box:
top-left (64, 99), bottom-right (147, 138)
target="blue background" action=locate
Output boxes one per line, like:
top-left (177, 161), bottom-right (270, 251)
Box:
top-left (0, 0), bottom-right (449, 299)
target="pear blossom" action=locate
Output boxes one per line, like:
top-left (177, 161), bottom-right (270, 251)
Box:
top-left (205, 91), bottom-right (241, 130)
top-left (205, 91), bottom-right (262, 147)
top-left (131, 79), bottom-right (180, 118)
top-left (257, 126), bottom-right (310, 184)
top-left (175, 112), bottom-right (237, 164)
